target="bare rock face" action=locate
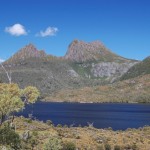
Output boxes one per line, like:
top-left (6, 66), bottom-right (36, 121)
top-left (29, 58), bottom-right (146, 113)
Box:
top-left (67, 69), bottom-right (79, 78)
top-left (5, 44), bottom-right (47, 64)
top-left (91, 62), bottom-right (137, 78)
top-left (64, 40), bottom-right (120, 62)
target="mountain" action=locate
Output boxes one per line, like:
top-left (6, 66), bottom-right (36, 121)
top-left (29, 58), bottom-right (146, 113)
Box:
top-left (65, 40), bottom-right (138, 82)
top-left (5, 44), bottom-right (47, 64)
top-left (65, 40), bottom-right (127, 62)
top-left (120, 56), bottom-right (150, 80)
top-left (0, 40), bottom-right (138, 97)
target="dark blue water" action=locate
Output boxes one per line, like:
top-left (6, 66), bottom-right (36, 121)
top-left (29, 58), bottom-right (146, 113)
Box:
top-left (17, 102), bottom-right (150, 130)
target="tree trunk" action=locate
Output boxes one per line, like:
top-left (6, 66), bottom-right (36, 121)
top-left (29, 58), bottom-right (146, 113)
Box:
top-left (0, 112), bottom-right (5, 125)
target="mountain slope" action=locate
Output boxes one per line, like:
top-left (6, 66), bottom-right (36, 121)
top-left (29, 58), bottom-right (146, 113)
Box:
top-left (1, 57), bottom-right (101, 96)
top-left (46, 74), bottom-right (150, 103)
top-left (0, 40), bottom-right (138, 97)
top-left (120, 56), bottom-right (150, 80)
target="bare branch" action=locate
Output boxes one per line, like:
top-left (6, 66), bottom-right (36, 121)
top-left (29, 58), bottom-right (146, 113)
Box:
top-left (0, 63), bottom-right (12, 84)
top-left (87, 122), bottom-right (94, 128)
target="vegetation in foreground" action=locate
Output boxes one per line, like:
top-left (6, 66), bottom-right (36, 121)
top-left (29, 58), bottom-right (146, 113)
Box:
top-left (0, 117), bottom-right (150, 150)
top-left (45, 74), bottom-right (150, 103)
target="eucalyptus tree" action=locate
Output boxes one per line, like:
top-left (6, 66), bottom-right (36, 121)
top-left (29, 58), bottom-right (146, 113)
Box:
top-left (0, 83), bottom-right (40, 125)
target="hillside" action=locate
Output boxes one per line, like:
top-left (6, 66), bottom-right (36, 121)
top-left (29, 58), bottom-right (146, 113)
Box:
top-left (120, 56), bottom-right (150, 80)
top-left (0, 41), bottom-right (138, 97)
top-left (45, 74), bottom-right (150, 103)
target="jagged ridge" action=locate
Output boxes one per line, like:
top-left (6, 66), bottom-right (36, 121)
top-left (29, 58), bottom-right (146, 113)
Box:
top-left (64, 40), bottom-right (127, 62)
top-left (0, 40), bottom-right (140, 97)
top-left (5, 44), bottom-right (47, 64)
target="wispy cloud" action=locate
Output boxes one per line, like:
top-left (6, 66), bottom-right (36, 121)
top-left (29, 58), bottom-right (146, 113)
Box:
top-left (0, 58), bottom-right (5, 63)
top-left (36, 27), bottom-right (58, 37)
top-left (5, 23), bottom-right (27, 36)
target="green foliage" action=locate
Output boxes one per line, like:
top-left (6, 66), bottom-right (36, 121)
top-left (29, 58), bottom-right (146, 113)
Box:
top-left (0, 125), bottom-right (21, 149)
top-left (121, 57), bottom-right (150, 80)
top-left (23, 86), bottom-right (40, 104)
top-left (46, 120), bottom-right (53, 126)
top-left (96, 145), bottom-right (104, 150)
top-left (57, 124), bottom-right (62, 127)
top-left (63, 124), bottom-right (68, 128)
top-left (0, 83), bottom-right (24, 124)
top-left (44, 136), bottom-right (63, 150)
top-left (28, 136), bottom-right (39, 149)
top-left (0, 83), bottom-right (40, 125)
top-left (131, 144), bottom-right (138, 150)
top-left (114, 145), bottom-right (121, 150)
top-left (63, 141), bottom-right (76, 150)
top-left (21, 130), bottom-right (39, 149)
top-left (104, 143), bottom-right (111, 150)
top-left (24, 118), bottom-right (32, 123)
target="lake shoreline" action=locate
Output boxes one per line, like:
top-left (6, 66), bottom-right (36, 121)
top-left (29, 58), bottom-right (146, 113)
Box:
top-left (41, 99), bottom-right (150, 104)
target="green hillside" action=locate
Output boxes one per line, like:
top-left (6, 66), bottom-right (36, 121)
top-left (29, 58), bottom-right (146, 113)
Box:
top-left (120, 57), bottom-right (150, 80)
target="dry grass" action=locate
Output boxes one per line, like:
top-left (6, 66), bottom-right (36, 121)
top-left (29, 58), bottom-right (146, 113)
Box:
top-left (12, 117), bottom-right (150, 150)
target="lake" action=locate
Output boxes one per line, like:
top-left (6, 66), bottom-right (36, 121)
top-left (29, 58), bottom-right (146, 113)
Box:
top-left (17, 102), bottom-right (150, 130)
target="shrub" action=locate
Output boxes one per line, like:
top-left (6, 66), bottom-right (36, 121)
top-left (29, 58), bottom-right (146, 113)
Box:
top-left (46, 120), bottom-right (53, 126)
top-left (57, 124), bottom-right (62, 127)
top-left (0, 125), bottom-right (21, 149)
top-left (63, 141), bottom-right (76, 150)
top-left (132, 144), bottom-right (138, 150)
top-left (114, 145), bottom-right (121, 150)
top-left (63, 125), bottom-right (68, 128)
top-left (104, 143), bottom-right (111, 150)
top-left (25, 118), bottom-right (32, 123)
top-left (97, 144), bottom-right (104, 150)
top-left (44, 136), bottom-right (62, 150)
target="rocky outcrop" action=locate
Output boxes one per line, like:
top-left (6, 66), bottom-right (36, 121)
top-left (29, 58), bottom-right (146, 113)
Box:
top-left (91, 62), bottom-right (137, 78)
top-left (64, 40), bottom-right (128, 63)
top-left (5, 44), bottom-right (47, 64)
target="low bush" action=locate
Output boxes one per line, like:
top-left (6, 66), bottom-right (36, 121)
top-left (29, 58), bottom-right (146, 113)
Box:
top-left (104, 143), bottom-right (111, 150)
top-left (114, 145), bottom-right (121, 150)
top-left (63, 141), bottom-right (76, 150)
top-left (44, 136), bottom-right (62, 150)
top-left (0, 125), bottom-right (21, 149)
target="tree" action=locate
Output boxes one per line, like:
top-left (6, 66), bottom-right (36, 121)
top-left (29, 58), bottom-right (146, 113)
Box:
top-left (0, 83), bottom-right (23, 125)
top-left (23, 86), bottom-right (40, 104)
top-left (0, 83), bottom-right (40, 125)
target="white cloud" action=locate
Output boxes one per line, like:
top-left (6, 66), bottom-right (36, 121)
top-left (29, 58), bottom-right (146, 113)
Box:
top-left (0, 59), bottom-right (5, 63)
top-left (5, 23), bottom-right (27, 36)
top-left (36, 27), bottom-right (58, 37)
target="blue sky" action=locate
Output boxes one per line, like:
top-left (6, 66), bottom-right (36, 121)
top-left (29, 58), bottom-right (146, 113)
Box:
top-left (0, 0), bottom-right (150, 61)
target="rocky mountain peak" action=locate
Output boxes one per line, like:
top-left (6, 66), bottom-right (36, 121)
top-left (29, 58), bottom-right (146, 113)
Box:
top-left (64, 40), bottom-right (119, 62)
top-left (5, 43), bottom-right (47, 64)
top-left (68, 40), bottom-right (104, 49)
top-left (19, 43), bottom-right (46, 58)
